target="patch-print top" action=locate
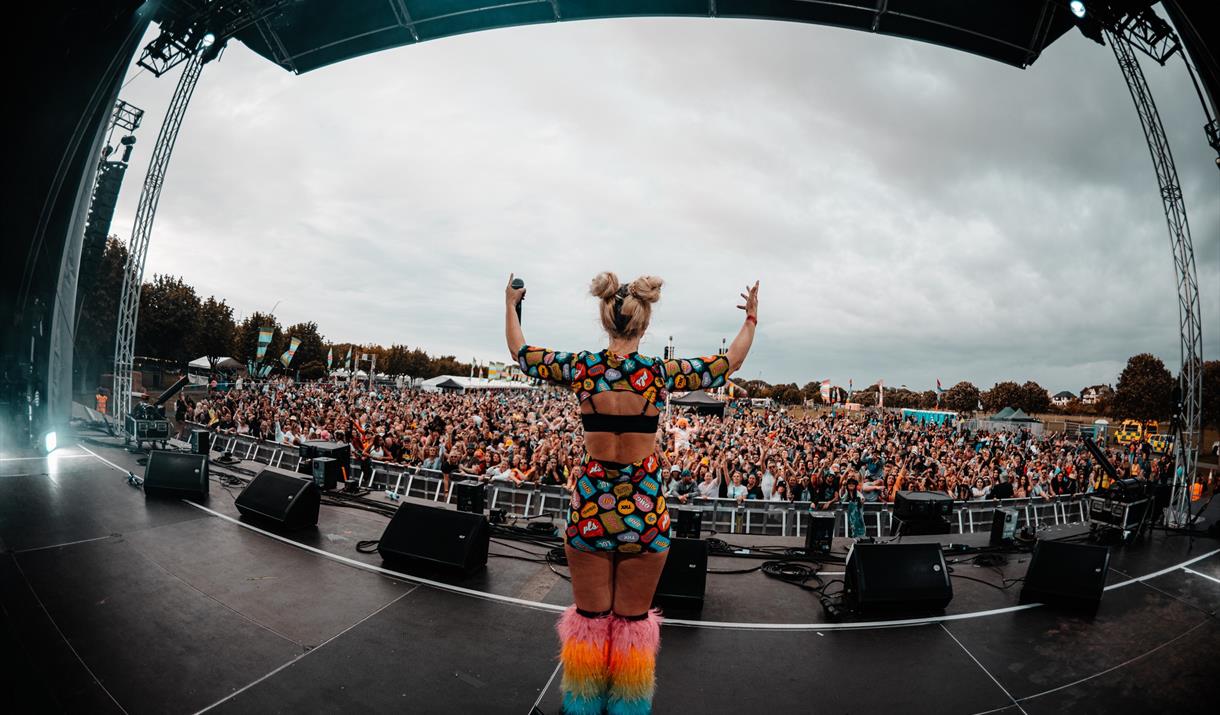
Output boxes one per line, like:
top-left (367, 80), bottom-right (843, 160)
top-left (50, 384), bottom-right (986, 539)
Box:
top-left (517, 346), bottom-right (730, 410)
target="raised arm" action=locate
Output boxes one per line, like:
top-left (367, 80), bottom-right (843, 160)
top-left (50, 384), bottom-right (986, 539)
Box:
top-left (504, 273), bottom-right (526, 358)
top-left (725, 280), bottom-right (759, 373)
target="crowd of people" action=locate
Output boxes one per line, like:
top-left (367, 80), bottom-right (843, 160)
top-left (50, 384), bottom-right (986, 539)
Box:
top-left (180, 377), bottom-right (1170, 509)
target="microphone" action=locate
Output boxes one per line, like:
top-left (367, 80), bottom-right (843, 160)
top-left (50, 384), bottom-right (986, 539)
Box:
top-left (511, 277), bottom-right (525, 323)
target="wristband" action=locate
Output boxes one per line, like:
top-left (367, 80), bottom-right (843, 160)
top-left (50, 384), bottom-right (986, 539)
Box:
top-left (745, 314), bottom-right (757, 326)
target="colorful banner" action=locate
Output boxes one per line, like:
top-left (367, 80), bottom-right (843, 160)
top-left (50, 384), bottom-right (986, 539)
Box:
top-left (936, 378), bottom-right (944, 407)
top-left (488, 362), bottom-right (502, 380)
top-left (327, 347), bottom-right (333, 371)
top-left (820, 379), bottom-right (831, 404)
top-left (280, 336), bottom-right (302, 368)
top-left (255, 327), bottom-right (274, 361)
top-left (848, 378), bottom-right (853, 401)
top-left (258, 364), bottom-right (273, 378)
top-left (878, 379), bottom-right (885, 409)
top-left (345, 346), bottom-right (352, 371)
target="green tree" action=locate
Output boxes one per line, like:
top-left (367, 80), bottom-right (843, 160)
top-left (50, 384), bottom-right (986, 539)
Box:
top-left (919, 390), bottom-right (938, 409)
top-left (772, 383), bottom-right (802, 405)
top-left (801, 381), bottom-right (824, 402)
top-left (1020, 381), bottom-right (1051, 414)
top-left (136, 274), bottom-right (200, 364)
top-left (982, 381), bottom-right (1023, 412)
top-left (739, 379), bottom-right (772, 398)
top-left (943, 381), bottom-right (981, 413)
top-left (1113, 353), bottom-right (1174, 420)
top-left (885, 388), bottom-right (921, 409)
top-left (195, 296), bottom-right (237, 368)
top-left (1199, 360), bottom-right (1219, 428)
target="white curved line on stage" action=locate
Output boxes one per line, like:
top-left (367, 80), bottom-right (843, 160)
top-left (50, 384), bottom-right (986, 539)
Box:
top-left (82, 448), bottom-right (1220, 632)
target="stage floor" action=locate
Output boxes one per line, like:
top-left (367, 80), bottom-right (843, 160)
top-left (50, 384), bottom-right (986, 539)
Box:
top-left (2, 439), bottom-right (1218, 714)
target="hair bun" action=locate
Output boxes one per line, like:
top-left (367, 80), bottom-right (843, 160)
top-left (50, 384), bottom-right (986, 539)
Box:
top-left (628, 275), bottom-right (663, 304)
top-left (589, 272), bottom-right (621, 300)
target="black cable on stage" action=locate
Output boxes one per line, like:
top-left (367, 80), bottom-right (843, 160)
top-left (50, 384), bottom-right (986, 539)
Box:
top-left (356, 539), bottom-right (380, 553)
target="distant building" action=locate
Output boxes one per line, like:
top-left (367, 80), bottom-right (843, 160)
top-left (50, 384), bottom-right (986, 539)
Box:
top-left (1081, 385), bottom-right (1112, 405)
top-left (1051, 390), bottom-right (1076, 407)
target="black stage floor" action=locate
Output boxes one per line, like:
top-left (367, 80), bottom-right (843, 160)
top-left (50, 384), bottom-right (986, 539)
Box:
top-left (2, 439), bottom-right (1218, 714)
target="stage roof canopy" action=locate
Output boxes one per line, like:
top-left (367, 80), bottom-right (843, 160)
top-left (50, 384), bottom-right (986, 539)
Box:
top-left (224, 0), bottom-right (1085, 74)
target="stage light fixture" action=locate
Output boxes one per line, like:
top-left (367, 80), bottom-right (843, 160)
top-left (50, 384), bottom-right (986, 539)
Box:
top-left (201, 32), bottom-right (216, 48)
top-left (43, 431), bottom-right (58, 453)
top-left (1069, 1), bottom-right (1086, 19)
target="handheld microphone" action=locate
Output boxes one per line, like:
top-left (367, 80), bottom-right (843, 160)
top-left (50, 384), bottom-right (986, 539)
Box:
top-left (511, 277), bottom-right (525, 323)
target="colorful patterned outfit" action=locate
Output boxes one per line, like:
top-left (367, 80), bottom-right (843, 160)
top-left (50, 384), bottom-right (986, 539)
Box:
top-left (517, 346), bottom-right (730, 554)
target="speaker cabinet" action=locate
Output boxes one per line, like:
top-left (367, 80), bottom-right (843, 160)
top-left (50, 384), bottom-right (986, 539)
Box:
top-left (653, 537), bottom-right (708, 612)
top-left (144, 450), bottom-right (209, 502)
top-left (673, 508), bottom-right (703, 539)
top-left (378, 503), bottom-right (489, 574)
top-left (804, 511), bottom-right (836, 555)
top-left (455, 481), bottom-right (486, 514)
top-left (990, 508), bottom-right (1019, 546)
top-left (235, 468), bottom-right (321, 531)
top-left (845, 542), bottom-right (953, 615)
top-left (1021, 540), bottom-right (1110, 609)
top-left (311, 457), bottom-right (341, 490)
top-left (190, 429), bottom-right (211, 457)
top-left (299, 440), bottom-right (351, 471)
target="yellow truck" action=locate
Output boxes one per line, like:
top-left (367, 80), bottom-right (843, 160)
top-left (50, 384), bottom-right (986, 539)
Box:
top-left (1114, 419), bottom-right (1174, 454)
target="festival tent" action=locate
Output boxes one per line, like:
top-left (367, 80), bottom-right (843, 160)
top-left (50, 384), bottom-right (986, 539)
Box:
top-left (1006, 408), bottom-right (1040, 423)
top-left (671, 390), bottom-right (726, 416)
top-left (990, 406), bottom-right (1016, 421)
top-left (188, 356), bottom-right (242, 371)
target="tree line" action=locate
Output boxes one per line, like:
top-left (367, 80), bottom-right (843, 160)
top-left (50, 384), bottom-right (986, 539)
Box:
top-left (74, 238), bottom-right (474, 383)
top-left (739, 355), bottom-right (1217, 426)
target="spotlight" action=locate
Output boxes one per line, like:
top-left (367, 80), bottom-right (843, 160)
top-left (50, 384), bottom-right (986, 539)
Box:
top-left (201, 32), bottom-right (216, 48)
top-left (43, 431), bottom-right (58, 453)
top-left (1069, 1), bottom-right (1086, 19)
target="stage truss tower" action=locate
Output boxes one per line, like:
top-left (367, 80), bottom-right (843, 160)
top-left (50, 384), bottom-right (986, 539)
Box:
top-left (112, 52), bottom-right (204, 431)
top-left (1105, 27), bottom-right (1204, 525)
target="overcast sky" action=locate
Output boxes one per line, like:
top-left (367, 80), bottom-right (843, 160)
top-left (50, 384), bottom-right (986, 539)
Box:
top-left (111, 13), bottom-right (1218, 392)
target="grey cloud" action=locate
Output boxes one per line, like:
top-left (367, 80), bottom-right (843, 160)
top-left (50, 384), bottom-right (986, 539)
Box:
top-left (110, 17), bottom-right (1218, 392)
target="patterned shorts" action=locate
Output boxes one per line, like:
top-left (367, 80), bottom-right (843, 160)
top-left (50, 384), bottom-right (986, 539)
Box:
top-left (565, 453), bottom-right (671, 554)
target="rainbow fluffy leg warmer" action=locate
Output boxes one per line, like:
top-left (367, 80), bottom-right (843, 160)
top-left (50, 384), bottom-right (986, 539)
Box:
top-left (606, 610), bottom-right (662, 715)
top-left (557, 606), bottom-right (611, 715)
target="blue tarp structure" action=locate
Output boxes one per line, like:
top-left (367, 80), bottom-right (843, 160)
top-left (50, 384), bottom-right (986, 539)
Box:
top-left (900, 408), bottom-right (957, 426)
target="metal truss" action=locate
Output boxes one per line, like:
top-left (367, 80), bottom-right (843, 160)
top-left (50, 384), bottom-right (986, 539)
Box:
top-left (112, 53), bottom-right (204, 431)
top-left (1106, 29), bottom-right (1204, 525)
top-left (138, 0), bottom-right (295, 77)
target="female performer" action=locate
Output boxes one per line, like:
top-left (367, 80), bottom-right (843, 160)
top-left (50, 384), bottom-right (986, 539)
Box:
top-left (504, 271), bottom-right (758, 715)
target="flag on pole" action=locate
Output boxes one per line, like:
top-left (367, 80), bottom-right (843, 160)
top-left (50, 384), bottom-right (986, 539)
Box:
top-left (489, 362), bottom-right (502, 380)
top-left (255, 327), bottom-right (274, 361)
top-left (936, 378), bottom-right (944, 407)
top-left (819, 379), bottom-right (831, 404)
top-left (848, 378), bottom-right (853, 401)
top-left (327, 347), bottom-right (333, 371)
top-left (259, 364), bottom-right (273, 378)
top-left (878, 379), bottom-right (885, 409)
top-left (345, 346), bottom-right (352, 371)
top-left (280, 336), bottom-right (302, 368)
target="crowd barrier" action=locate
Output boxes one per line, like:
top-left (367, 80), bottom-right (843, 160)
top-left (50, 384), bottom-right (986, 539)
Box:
top-left (202, 428), bottom-right (1091, 539)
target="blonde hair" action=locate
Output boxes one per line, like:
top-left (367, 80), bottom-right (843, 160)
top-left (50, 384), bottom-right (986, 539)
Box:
top-left (589, 272), bottom-right (663, 339)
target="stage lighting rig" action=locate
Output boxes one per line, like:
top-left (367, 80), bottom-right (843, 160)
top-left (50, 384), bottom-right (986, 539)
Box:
top-left (137, 0), bottom-right (295, 77)
top-left (1069, 1), bottom-right (1087, 19)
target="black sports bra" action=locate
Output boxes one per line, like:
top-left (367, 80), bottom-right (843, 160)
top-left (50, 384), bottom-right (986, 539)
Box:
top-left (580, 395), bottom-right (660, 434)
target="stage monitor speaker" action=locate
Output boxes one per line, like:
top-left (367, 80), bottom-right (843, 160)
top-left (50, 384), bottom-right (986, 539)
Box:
top-left (235, 468), bottom-right (321, 531)
top-left (456, 480), bottom-right (486, 514)
top-left (894, 490), bottom-right (954, 520)
top-left (378, 503), bottom-right (489, 574)
top-left (1021, 540), bottom-right (1110, 609)
top-left (299, 440), bottom-right (351, 472)
top-left (653, 537), bottom-right (708, 611)
top-left (674, 508), bottom-right (703, 539)
top-left (311, 457), bottom-right (341, 490)
top-left (190, 429), bottom-right (211, 457)
top-left (144, 450), bottom-right (209, 502)
top-left (890, 515), bottom-right (951, 537)
top-left (845, 542), bottom-right (953, 615)
top-left (804, 511), bottom-right (836, 554)
top-left (990, 507), bottom-right (1019, 546)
